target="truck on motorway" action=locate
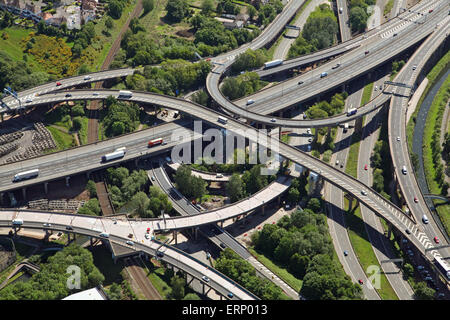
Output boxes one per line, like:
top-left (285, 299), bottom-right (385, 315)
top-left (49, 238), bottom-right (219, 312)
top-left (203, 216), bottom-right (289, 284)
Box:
top-left (115, 147), bottom-right (126, 154)
top-left (12, 219), bottom-right (23, 226)
top-left (118, 90), bottom-right (133, 98)
top-left (218, 116), bottom-right (228, 124)
top-left (13, 169), bottom-right (39, 182)
top-left (102, 150), bottom-right (125, 162)
top-left (148, 138), bottom-right (163, 147)
top-left (347, 108), bottom-right (357, 116)
top-left (264, 59), bottom-right (283, 69)
top-left (435, 256), bottom-right (450, 280)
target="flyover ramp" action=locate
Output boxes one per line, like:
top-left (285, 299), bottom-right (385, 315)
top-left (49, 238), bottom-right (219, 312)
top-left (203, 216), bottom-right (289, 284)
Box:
top-left (0, 210), bottom-right (258, 300)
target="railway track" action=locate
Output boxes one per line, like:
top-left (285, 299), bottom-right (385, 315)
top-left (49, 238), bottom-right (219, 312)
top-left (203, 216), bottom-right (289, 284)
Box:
top-left (124, 257), bottom-right (162, 300)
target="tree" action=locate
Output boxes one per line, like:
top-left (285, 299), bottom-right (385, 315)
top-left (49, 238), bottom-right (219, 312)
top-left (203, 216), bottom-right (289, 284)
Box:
top-left (86, 180), bottom-right (97, 197)
top-left (131, 192), bottom-right (150, 217)
top-left (247, 5), bottom-right (257, 20)
top-left (170, 276), bottom-right (186, 300)
top-left (349, 6), bottom-right (368, 33)
top-left (287, 187), bottom-right (300, 204)
top-left (78, 198), bottom-right (101, 215)
top-left (143, 0), bottom-right (155, 15)
top-left (166, 0), bottom-right (190, 22)
top-left (183, 293), bottom-right (201, 300)
top-left (72, 116), bottom-right (83, 131)
top-left (414, 282), bottom-right (435, 300)
top-left (105, 16), bottom-right (114, 29)
top-left (108, 0), bottom-right (124, 19)
top-left (226, 173), bottom-right (244, 203)
top-left (201, 0), bottom-right (215, 16)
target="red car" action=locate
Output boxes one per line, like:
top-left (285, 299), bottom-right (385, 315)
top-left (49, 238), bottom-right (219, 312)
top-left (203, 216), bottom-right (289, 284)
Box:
top-left (146, 227), bottom-right (150, 233)
top-left (358, 279), bottom-right (364, 285)
top-left (56, 82), bottom-right (62, 86)
top-left (428, 9), bottom-right (433, 13)
top-left (364, 164), bottom-right (368, 170)
top-left (414, 197), bottom-right (418, 203)
top-left (434, 237), bottom-right (440, 244)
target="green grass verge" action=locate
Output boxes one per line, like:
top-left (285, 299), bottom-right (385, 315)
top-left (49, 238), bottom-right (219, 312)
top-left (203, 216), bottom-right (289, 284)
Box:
top-left (248, 247), bottom-right (302, 293)
top-left (146, 266), bottom-right (172, 299)
top-left (78, 117), bottom-right (89, 145)
top-left (361, 82), bottom-right (374, 107)
top-left (344, 198), bottom-right (399, 300)
top-left (406, 50), bottom-right (450, 151)
top-left (345, 131), bottom-right (362, 178)
top-left (46, 126), bottom-right (76, 151)
top-left (384, 0), bottom-right (394, 16)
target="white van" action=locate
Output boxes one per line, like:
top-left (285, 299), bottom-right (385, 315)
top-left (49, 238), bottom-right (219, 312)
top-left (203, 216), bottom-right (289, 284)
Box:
top-left (422, 215), bottom-right (429, 224)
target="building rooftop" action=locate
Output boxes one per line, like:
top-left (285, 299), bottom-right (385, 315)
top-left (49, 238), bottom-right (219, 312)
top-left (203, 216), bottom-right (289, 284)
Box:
top-left (63, 287), bottom-right (108, 300)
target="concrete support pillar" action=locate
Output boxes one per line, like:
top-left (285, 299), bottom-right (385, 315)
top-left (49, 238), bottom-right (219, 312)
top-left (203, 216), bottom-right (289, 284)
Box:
top-left (86, 171), bottom-right (91, 179)
top-left (0, 192), bottom-right (3, 206)
top-left (44, 182), bottom-right (48, 194)
top-left (194, 227), bottom-right (198, 240)
top-left (202, 283), bottom-right (205, 295)
top-left (261, 205), bottom-right (265, 215)
top-left (348, 196), bottom-right (353, 212)
top-left (22, 187), bottom-right (26, 200)
top-left (90, 237), bottom-right (94, 246)
top-left (65, 176), bottom-right (70, 187)
top-left (67, 233), bottom-right (70, 243)
top-left (0, 113), bottom-right (3, 122)
top-left (173, 230), bottom-right (177, 245)
top-left (135, 158), bottom-right (139, 167)
top-left (327, 127), bottom-right (331, 136)
top-left (220, 221), bottom-right (223, 228)
top-left (314, 128), bottom-right (319, 140)
top-left (278, 196), bottom-right (281, 204)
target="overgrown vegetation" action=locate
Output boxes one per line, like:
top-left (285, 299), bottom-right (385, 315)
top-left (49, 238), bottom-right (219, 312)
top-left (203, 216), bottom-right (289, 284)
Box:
top-left (348, 0), bottom-right (375, 33)
top-left (221, 71), bottom-right (268, 100)
top-left (288, 4), bottom-right (338, 59)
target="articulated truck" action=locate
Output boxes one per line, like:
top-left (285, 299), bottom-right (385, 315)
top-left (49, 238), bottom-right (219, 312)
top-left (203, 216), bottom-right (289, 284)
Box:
top-left (118, 90), bottom-right (133, 98)
top-left (264, 59), bottom-right (283, 69)
top-left (13, 169), bottom-right (39, 182)
top-left (102, 150), bottom-right (125, 162)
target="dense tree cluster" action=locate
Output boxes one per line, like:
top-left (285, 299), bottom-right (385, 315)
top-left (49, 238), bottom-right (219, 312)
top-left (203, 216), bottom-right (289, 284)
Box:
top-left (231, 49), bottom-right (268, 73)
top-left (0, 244), bottom-right (104, 300)
top-left (174, 165), bottom-right (207, 199)
top-left (165, 0), bottom-right (191, 22)
top-left (288, 4), bottom-right (337, 59)
top-left (370, 123), bottom-right (393, 201)
top-left (348, 0), bottom-right (376, 33)
top-left (78, 198), bottom-right (102, 216)
top-left (100, 96), bottom-right (140, 137)
top-left (106, 167), bottom-right (150, 210)
top-left (306, 92), bottom-right (347, 119)
top-left (221, 72), bottom-right (268, 100)
top-left (251, 198), bottom-right (363, 300)
top-left (107, 0), bottom-right (127, 19)
top-left (129, 186), bottom-right (173, 218)
top-left (215, 248), bottom-right (286, 299)
top-left (0, 51), bottom-right (51, 91)
top-left (413, 281), bottom-right (435, 300)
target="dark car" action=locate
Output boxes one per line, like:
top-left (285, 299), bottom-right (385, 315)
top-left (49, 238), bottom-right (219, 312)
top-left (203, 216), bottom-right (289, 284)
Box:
top-left (298, 81), bottom-right (304, 85)
top-left (65, 93), bottom-right (72, 97)
top-left (220, 242), bottom-right (226, 248)
top-left (332, 63), bottom-right (340, 69)
top-left (66, 226), bottom-right (73, 231)
top-left (365, 51), bottom-right (370, 55)
top-left (227, 292), bottom-right (234, 298)
top-left (156, 251), bottom-right (164, 258)
top-left (405, 228), bottom-right (411, 235)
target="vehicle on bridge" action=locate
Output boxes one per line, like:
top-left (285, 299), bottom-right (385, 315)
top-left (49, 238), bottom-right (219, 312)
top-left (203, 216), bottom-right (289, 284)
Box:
top-left (12, 218), bottom-right (23, 226)
top-left (148, 138), bottom-right (163, 147)
top-left (320, 72), bottom-right (328, 78)
top-left (13, 169), bottom-right (39, 182)
top-left (102, 150), bottom-right (125, 162)
top-left (264, 59), bottom-right (283, 69)
top-left (347, 108), bottom-right (357, 116)
top-left (435, 256), bottom-right (450, 280)
top-left (218, 116), bottom-right (228, 124)
top-left (118, 90), bottom-right (133, 98)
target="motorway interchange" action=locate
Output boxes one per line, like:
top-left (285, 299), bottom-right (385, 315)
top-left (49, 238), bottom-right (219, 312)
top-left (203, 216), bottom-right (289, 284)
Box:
top-left (0, 0), bottom-right (449, 300)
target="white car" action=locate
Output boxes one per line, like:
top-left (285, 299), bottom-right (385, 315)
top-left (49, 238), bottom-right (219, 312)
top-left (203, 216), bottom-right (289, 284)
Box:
top-left (361, 190), bottom-right (368, 196)
top-left (396, 136), bottom-right (400, 141)
top-left (25, 98), bottom-right (33, 103)
top-left (126, 240), bottom-right (134, 246)
top-left (270, 118), bottom-right (276, 122)
top-left (145, 233), bottom-right (150, 239)
top-left (202, 276), bottom-right (210, 282)
top-left (93, 92), bottom-right (99, 96)
top-left (412, 65), bottom-right (417, 70)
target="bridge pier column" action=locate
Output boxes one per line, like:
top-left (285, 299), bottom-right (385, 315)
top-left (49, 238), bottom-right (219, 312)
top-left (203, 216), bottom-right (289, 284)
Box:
top-left (314, 129), bottom-right (319, 140)
top-left (0, 113), bottom-right (3, 122)
top-left (220, 221), bottom-right (223, 228)
top-left (67, 233), bottom-right (70, 244)
top-left (44, 182), bottom-right (48, 194)
top-left (86, 171), bottom-right (92, 179)
top-left (194, 227), bottom-right (198, 240)
top-left (202, 283), bottom-right (205, 295)
top-left (22, 187), bottom-right (26, 200)
top-left (278, 196), bottom-right (281, 204)
top-left (0, 192), bottom-right (3, 206)
top-left (90, 236), bottom-right (94, 246)
top-left (173, 230), bottom-right (177, 244)
top-left (348, 196), bottom-right (353, 212)
top-left (65, 176), bottom-right (70, 187)
top-left (135, 158), bottom-right (139, 167)
top-left (387, 222), bottom-right (392, 239)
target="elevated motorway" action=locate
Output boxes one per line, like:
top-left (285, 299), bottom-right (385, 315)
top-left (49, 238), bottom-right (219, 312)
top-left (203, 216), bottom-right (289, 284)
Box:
top-left (0, 87), bottom-right (444, 280)
top-left (0, 210), bottom-right (258, 300)
top-left (206, 0), bottom-right (447, 128)
top-left (387, 18), bottom-right (450, 261)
